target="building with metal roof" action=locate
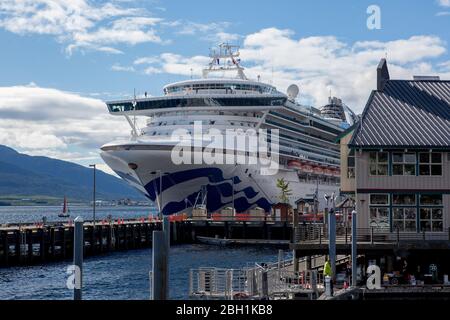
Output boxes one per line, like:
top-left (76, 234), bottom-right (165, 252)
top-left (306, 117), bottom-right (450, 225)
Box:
top-left (350, 59), bottom-right (450, 149)
top-left (339, 59), bottom-right (450, 241)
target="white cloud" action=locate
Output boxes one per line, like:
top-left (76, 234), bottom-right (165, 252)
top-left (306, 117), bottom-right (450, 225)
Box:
top-left (438, 0), bottom-right (450, 7)
top-left (111, 64), bottom-right (135, 72)
top-left (0, 85), bottom-right (131, 164)
top-left (72, 17), bottom-right (162, 46)
top-left (174, 21), bottom-right (230, 35)
top-left (0, 1), bottom-right (240, 55)
top-left (133, 28), bottom-right (450, 112)
top-left (0, 0), bottom-right (163, 54)
top-left (134, 53), bottom-right (210, 76)
top-left (436, 11), bottom-right (450, 16)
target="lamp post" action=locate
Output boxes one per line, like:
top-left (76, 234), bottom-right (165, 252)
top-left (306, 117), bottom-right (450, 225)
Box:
top-left (151, 171), bottom-right (170, 219)
top-left (89, 164), bottom-right (96, 225)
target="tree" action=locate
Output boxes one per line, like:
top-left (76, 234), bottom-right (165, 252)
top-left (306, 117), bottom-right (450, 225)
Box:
top-left (276, 178), bottom-right (292, 204)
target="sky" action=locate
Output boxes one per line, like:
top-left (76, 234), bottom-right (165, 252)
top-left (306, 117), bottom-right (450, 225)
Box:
top-left (0, 0), bottom-right (449, 174)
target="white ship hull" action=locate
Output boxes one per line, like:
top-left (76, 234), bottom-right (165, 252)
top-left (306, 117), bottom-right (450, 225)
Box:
top-left (101, 144), bottom-right (339, 215)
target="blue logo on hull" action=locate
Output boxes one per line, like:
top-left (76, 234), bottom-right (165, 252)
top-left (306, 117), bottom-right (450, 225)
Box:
top-left (143, 168), bottom-right (271, 215)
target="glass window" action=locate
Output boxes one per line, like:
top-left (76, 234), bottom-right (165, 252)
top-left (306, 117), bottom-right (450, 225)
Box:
top-left (419, 152), bottom-right (442, 176)
top-left (420, 194), bottom-right (443, 206)
top-left (347, 149), bottom-right (355, 179)
top-left (393, 194), bottom-right (416, 206)
top-left (369, 152), bottom-right (388, 176)
top-left (392, 208), bottom-right (417, 232)
top-left (420, 208), bottom-right (443, 232)
top-left (370, 207), bottom-right (389, 228)
top-left (370, 194), bottom-right (389, 205)
top-left (392, 152), bottom-right (416, 176)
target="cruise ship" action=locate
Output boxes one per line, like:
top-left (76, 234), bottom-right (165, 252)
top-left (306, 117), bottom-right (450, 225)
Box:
top-left (100, 44), bottom-right (357, 215)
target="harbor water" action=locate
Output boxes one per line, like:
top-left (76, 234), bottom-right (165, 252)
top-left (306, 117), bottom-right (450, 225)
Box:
top-left (0, 205), bottom-right (158, 224)
top-left (0, 206), bottom-right (279, 300)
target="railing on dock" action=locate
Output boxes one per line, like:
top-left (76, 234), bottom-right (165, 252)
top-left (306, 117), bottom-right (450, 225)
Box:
top-left (189, 261), bottom-right (324, 300)
top-left (294, 225), bottom-right (450, 244)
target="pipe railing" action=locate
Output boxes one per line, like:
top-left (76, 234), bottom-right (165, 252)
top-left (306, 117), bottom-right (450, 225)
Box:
top-left (294, 225), bottom-right (450, 244)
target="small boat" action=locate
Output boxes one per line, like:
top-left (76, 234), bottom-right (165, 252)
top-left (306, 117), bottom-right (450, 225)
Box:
top-left (58, 196), bottom-right (70, 218)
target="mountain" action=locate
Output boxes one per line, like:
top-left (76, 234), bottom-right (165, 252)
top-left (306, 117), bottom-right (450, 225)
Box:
top-left (0, 145), bottom-right (144, 201)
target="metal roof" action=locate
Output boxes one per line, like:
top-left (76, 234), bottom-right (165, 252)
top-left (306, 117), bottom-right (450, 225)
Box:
top-left (350, 80), bottom-right (450, 149)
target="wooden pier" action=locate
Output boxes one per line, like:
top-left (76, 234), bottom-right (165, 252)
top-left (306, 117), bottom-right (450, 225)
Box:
top-left (0, 218), bottom-right (294, 267)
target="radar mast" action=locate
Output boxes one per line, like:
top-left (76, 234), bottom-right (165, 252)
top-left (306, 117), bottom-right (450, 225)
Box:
top-left (202, 43), bottom-right (248, 80)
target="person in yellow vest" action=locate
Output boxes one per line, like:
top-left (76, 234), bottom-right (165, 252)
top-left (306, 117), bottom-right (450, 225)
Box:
top-left (323, 258), bottom-right (333, 295)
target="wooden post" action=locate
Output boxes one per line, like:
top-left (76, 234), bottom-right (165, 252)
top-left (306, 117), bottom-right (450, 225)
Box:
top-left (351, 210), bottom-right (357, 287)
top-left (73, 217), bottom-right (84, 300)
top-left (243, 222), bottom-right (247, 239)
top-left (15, 230), bottom-right (22, 264)
top-left (27, 229), bottom-right (33, 263)
top-left (90, 226), bottom-right (96, 255)
top-left (224, 221), bottom-right (229, 239)
top-left (114, 224), bottom-right (120, 250)
top-left (131, 224), bottom-right (136, 249)
top-left (123, 225), bottom-right (128, 250)
top-left (50, 227), bottom-right (56, 259)
top-left (98, 225), bottom-right (103, 253)
top-left (145, 223), bottom-right (150, 246)
top-left (2, 231), bottom-right (9, 265)
top-left (152, 231), bottom-right (168, 300)
top-left (68, 227), bottom-right (74, 258)
top-left (106, 224), bottom-right (112, 252)
top-left (137, 224), bottom-right (142, 248)
top-left (59, 227), bottom-right (67, 259)
top-left (39, 228), bottom-right (45, 262)
top-left (172, 222), bottom-right (177, 244)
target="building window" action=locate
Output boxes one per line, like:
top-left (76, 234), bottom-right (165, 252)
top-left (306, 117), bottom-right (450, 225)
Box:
top-left (419, 194), bottom-right (443, 232)
top-left (370, 194), bottom-right (389, 205)
top-left (369, 152), bottom-right (388, 176)
top-left (369, 194), bottom-right (389, 228)
top-left (420, 194), bottom-right (443, 206)
top-left (392, 152), bottom-right (416, 176)
top-left (347, 149), bottom-right (355, 179)
top-left (420, 208), bottom-right (443, 232)
top-left (391, 194), bottom-right (417, 232)
top-left (393, 208), bottom-right (417, 232)
top-left (419, 153), bottom-right (442, 176)
top-left (370, 207), bottom-right (389, 228)
top-left (392, 194), bottom-right (416, 206)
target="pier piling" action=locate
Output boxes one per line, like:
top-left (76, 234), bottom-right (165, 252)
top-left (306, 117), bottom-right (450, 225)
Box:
top-left (351, 210), bottom-right (357, 287)
top-left (152, 230), bottom-right (168, 300)
top-left (73, 216), bottom-right (84, 300)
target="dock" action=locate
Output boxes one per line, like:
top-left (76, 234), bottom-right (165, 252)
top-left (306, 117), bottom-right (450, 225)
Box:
top-left (0, 217), bottom-right (295, 267)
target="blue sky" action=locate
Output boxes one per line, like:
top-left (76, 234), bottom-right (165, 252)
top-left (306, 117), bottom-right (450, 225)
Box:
top-left (0, 0), bottom-right (449, 173)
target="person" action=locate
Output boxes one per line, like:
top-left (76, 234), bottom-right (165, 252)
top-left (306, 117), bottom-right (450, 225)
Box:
top-left (323, 258), bottom-right (333, 295)
top-left (346, 261), bottom-right (352, 284)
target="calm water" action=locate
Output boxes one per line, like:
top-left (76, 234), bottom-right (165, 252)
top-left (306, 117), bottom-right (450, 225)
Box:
top-left (0, 205), bottom-right (157, 224)
top-left (0, 206), bottom-right (280, 300)
top-left (0, 245), bottom-right (279, 300)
